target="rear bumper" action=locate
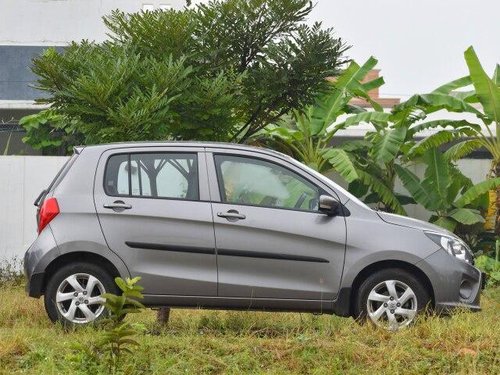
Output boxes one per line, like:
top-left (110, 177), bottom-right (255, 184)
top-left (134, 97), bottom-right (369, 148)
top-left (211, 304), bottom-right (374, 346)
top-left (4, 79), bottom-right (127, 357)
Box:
top-left (24, 246), bottom-right (45, 297)
top-left (23, 227), bottom-right (59, 298)
top-left (25, 272), bottom-right (45, 298)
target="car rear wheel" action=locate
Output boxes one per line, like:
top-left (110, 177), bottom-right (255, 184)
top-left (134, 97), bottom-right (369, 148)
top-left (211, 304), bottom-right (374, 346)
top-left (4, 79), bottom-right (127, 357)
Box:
top-left (354, 268), bottom-right (431, 331)
top-left (44, 262), bottom-right (117, 326)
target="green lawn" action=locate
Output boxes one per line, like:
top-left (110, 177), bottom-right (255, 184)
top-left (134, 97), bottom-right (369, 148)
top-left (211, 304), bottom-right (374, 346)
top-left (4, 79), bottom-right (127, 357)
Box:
top-left (0, 283), bottom-right (498, 374)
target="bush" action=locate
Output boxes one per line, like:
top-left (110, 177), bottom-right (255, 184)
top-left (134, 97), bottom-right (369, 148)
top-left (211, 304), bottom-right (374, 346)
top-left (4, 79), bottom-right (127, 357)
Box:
top-left (476, 240), bottom-right (500, 287)
top-left (0, 256), bottom-right (24, 285)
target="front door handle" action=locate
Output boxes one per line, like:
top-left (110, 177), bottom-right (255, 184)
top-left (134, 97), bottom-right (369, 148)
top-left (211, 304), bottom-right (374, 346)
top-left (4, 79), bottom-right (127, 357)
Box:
top-left (103, 200), bottom-right (132, 210)
top-left (217, 210), bottom-right (246, 220)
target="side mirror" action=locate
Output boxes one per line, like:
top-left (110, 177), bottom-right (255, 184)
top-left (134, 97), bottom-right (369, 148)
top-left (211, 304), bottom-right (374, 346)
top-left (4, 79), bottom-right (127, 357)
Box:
top-left (319, 195), bottom-right (341, 216)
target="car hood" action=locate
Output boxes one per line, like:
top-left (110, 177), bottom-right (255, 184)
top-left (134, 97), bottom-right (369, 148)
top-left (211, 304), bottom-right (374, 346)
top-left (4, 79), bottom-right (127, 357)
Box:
top-left (376, 211), bottom-right (454, 236)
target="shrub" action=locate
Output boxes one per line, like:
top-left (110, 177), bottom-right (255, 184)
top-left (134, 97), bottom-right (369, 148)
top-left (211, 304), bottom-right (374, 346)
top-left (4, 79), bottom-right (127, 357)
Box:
top-left (96, 276), bottom-right (146, 373)
top-left (0, 256), bottom-right (24, 285)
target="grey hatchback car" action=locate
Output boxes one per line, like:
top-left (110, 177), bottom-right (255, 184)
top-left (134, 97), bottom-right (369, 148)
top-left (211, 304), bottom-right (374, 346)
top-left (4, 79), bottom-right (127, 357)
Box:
top-left (24, 142), bottom-right (483, 330)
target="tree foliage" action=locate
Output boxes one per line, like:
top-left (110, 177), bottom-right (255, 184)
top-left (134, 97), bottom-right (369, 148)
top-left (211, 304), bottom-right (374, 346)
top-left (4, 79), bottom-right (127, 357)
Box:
top-left (255, 56), bottom-right (470, 215)
top-left (395, 149), bottom-right (496, 232)
top-left (19, 109), bottom-right (80, 154)
top-left (253, 57), bottom-right (383, 173)
top-left (23, 0), bottom-right (348, 149)
top-left (397, 46), bottom-right (500, 234)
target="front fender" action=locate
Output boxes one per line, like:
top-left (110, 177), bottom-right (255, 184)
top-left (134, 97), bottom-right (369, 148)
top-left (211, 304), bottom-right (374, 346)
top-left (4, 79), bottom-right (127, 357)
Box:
top-left (331, 250), bottom-right (437, 317)
top-left (340, 249), bottom-right (437, 289)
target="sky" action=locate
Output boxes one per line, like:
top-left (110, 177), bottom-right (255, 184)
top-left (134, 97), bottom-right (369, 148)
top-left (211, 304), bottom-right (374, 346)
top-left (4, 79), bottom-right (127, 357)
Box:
top-left (308, 0), bottom-right (500, 99)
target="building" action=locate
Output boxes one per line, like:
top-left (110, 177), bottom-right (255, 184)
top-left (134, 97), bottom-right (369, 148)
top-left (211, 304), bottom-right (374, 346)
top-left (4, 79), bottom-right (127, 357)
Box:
top-left (0, 0), bottom-right (186, 153)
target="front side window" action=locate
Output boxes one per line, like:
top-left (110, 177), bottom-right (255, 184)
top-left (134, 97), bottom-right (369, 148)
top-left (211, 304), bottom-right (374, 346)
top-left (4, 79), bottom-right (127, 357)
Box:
top-left (214, 155), bottom-right (320, 211)
top-left (105, 153), bottom-right (199, 200)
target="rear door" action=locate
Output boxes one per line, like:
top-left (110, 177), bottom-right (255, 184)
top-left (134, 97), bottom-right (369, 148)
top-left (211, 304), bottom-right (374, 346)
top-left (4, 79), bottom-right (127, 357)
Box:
top-left (94, 147), bottom-right (217, 296)
top-left (207, 149), bottom-right (347, 301)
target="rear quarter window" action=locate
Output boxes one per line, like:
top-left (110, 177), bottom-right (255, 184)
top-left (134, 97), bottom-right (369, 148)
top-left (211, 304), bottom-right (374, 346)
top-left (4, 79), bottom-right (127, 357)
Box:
top-left (104, 153), bottom-right (199, 201)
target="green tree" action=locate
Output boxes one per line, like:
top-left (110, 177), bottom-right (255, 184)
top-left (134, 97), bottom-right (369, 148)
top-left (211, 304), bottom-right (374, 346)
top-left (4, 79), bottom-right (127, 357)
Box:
top-left (19, 109), bottom-right (79, 155)
top-left (22, 0), bottom-right (348, 151)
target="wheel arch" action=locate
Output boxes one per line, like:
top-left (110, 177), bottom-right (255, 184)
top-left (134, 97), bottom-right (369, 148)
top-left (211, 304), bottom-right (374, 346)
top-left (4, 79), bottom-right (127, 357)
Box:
top-left (348, 260), bottom-right (435, 316)
top-left (42, 251), bottom-right (123, 294)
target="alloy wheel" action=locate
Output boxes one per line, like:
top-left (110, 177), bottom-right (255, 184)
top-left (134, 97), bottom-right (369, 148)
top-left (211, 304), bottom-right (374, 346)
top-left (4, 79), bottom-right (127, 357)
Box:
top-left (366, 279), bottom-right (418, 331)
top-left (55, 273), bottom-right (106, 324)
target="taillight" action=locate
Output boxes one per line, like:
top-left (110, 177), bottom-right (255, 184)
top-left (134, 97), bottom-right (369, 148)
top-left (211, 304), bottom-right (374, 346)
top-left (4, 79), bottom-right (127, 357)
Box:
top-left (38, 197), bottom-right (60, 234)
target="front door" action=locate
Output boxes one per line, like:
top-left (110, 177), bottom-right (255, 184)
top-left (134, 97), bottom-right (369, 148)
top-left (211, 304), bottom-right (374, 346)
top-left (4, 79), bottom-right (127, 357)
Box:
top-left (94, 148), bottom-right (217, 296)
top-left (207, 151), bottom-right (346, 301)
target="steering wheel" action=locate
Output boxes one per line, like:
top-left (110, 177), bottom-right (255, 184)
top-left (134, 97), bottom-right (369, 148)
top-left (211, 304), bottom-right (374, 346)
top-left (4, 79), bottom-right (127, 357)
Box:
top-left (294, 192), bottom-right (308, 208)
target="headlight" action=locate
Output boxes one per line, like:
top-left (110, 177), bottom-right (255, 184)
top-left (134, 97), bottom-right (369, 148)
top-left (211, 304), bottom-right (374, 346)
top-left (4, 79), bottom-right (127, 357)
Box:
top-left (424, 231), bottom-right (473, 264)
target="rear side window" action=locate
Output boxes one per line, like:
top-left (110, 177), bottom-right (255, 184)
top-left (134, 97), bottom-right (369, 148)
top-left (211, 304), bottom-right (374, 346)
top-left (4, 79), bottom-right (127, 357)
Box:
top-left (104, 153), bottom-right (199, 201)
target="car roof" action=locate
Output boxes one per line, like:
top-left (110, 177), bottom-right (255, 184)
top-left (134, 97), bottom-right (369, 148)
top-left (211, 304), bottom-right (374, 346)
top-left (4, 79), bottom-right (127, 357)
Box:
top-left (76, 141), bottom-right (292, 160)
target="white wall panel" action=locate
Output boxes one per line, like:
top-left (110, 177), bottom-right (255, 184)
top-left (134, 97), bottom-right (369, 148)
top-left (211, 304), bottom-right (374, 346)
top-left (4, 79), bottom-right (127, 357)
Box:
top-left (0, 156), bottom-right (68, 263)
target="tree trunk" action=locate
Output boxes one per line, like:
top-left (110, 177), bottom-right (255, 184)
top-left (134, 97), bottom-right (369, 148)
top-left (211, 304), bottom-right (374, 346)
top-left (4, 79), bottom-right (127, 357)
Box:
top-left (157, 307), bottom-right (171, 325)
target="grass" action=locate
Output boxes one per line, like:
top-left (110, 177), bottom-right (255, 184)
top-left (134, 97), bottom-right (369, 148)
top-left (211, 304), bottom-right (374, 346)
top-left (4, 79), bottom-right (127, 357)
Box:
top-left (0, 281), bottom-right (499, 374)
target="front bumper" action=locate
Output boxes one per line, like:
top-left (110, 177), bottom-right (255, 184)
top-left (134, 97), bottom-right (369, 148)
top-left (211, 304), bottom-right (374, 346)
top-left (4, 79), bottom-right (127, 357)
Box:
top-left (416, 249), bottom-right (483, 314)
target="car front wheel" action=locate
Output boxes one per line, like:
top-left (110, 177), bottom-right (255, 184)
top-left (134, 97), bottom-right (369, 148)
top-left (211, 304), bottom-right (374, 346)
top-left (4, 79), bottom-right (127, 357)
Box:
top-left (354, 268), bottom-right (431, 331)
top-left (44, 262), bottom-right (117, 326)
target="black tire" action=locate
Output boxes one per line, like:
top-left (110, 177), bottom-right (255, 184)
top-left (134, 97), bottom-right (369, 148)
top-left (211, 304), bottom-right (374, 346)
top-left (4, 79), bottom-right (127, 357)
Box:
top-left (44, 262), bottom-right (118, 326)
top-left (354, 268), bottom-right (431, 329)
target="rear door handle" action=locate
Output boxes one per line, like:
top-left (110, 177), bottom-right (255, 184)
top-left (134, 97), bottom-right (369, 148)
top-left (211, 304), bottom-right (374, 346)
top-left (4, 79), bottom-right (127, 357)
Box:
top-left (103, 201), bottom-right (132, 210)
top-left (217, 210), bottom-right (246, 220)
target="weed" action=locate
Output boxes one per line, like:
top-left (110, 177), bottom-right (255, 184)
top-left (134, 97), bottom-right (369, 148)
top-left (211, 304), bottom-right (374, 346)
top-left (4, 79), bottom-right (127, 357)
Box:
top-left (0, 256), bottom-right (24, 286)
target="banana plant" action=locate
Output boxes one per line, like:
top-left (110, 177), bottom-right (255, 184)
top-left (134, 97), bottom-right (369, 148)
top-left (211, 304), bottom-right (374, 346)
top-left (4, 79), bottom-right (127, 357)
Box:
top-left (326, 97), bottom-right (477, 214)
top-left (256, 56), bottom-right (474, 215)
top-left (255, 57), bottom-right (406, 213)
top-left (395, 148), bottom-right (500, 232)
top-left (253, 56), bottom-right (388, 174)
top-left (396, 46), bottom-right (500, 234)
